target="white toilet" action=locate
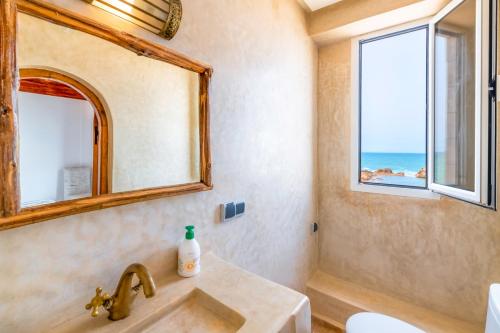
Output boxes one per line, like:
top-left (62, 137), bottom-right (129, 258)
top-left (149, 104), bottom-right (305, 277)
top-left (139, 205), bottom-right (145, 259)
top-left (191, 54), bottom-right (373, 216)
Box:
top-left (346, 283), bottom-right (500, 333)
top-left (486, 284), bottom-right (500, 333)
top-left (346, 312), bottom-right (424, 333)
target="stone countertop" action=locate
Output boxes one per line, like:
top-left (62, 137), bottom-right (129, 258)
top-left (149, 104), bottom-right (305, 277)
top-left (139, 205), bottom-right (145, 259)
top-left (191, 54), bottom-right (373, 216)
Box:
top-left (51, 252), bottom-right (311, 333)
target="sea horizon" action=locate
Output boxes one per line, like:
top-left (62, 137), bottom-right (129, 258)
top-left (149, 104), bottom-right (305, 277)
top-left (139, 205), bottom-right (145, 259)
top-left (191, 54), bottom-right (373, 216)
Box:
top-left (361, 152), bottom-right (426, 177)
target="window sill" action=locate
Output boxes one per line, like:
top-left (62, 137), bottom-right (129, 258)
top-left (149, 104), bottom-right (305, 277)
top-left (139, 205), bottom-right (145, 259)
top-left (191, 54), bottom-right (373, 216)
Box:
top-left (350, 182), bottom-right (441, 200)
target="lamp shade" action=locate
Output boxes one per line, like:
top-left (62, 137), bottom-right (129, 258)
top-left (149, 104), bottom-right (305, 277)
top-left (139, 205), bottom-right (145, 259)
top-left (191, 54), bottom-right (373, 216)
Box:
top-left (83, 0), bottom-right (182, 39)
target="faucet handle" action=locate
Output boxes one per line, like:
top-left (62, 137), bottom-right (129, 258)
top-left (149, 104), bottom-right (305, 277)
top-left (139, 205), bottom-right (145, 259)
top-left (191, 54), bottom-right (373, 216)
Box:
top-left (85, 287), bottom-right (112, 317)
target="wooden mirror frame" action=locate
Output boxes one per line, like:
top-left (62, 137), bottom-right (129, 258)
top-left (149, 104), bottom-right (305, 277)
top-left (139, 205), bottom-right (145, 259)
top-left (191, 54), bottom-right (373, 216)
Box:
top-left (0, 0), bottom-right (212, 231)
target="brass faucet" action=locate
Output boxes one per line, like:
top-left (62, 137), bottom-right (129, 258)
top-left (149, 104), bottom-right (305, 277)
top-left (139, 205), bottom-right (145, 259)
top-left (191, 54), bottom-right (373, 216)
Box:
top-left (85, 263), bottom-right (156, 321)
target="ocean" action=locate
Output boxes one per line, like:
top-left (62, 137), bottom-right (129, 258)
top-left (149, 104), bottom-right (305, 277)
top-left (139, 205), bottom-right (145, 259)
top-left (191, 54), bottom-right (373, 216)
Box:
top-left (361, 152), bottom-right (426, 176)
top-left (361, 152), bottom-right (426, 187)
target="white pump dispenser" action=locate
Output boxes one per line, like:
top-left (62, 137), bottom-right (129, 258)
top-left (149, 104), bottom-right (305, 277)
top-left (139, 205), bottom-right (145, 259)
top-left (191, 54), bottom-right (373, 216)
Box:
top-left (177, 225), bottom-right (200, 277)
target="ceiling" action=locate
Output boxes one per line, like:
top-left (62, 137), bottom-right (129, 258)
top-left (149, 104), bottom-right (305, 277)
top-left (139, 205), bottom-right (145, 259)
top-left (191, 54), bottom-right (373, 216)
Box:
top-left (302, 0), bottom-right (343, 11)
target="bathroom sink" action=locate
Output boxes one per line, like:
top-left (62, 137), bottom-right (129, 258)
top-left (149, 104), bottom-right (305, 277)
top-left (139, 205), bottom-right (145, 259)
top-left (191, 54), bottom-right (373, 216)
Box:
top-left (129, 288), bottom-right (246, 333)
top-left (50, 254), bottom-right (309, 333)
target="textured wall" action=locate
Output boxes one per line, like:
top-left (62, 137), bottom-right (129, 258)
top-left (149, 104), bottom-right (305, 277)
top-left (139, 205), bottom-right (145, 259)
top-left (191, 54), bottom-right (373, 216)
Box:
top-left (308, 0), bottom-right (448, 45)
top-left (318, 39), bottom-right (500, 324)
top-left (309, 0), bottom-right (419, 35)
top-left (0, 1), bottom-right (318, 331)
top-left (18, 13), bottom-right (200, 192)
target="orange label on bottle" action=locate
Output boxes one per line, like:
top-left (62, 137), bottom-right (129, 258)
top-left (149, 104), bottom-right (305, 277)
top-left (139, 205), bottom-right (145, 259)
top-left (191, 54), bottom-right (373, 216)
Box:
top-left (179, 257), bottom-right (199, 273)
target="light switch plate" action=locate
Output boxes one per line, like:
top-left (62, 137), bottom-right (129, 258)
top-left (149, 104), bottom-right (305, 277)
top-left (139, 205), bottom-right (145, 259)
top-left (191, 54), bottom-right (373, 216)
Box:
top-left (220, 202), bottom-right (236, 222)
top-left (235, 201), bottom-right (245, 216)
top-left (220, 201), bottom-right (245, 222)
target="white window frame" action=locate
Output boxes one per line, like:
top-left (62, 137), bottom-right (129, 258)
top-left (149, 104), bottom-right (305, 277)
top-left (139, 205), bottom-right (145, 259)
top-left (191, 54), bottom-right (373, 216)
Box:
top-left (351, 0), bottom-right (495, 206)
top-left (350, 21), bottom-right (440, 200)
top-left (428, 0), bottom-right (492, 205)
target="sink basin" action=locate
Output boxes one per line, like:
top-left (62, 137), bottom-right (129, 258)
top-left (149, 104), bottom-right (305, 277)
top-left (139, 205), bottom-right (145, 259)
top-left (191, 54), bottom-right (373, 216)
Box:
top-left (130, 288), bottom-right (246, 333)
top-left (50, 254), bottom-right (309, 333)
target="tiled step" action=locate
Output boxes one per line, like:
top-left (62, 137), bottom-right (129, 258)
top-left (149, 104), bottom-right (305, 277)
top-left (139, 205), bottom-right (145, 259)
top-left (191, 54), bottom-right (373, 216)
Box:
top-left (306, 271), bottom-right (482, 333)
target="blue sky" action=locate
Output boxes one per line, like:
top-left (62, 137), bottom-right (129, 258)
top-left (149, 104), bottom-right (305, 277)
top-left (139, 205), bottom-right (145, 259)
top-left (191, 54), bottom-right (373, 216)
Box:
top-left (360, 28), bottom-right (427, 154)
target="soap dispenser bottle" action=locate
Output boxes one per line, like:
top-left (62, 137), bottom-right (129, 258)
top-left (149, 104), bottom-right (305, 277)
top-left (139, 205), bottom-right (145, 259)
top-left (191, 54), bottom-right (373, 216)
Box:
top-left (178, 225), bottom-right (200, 277)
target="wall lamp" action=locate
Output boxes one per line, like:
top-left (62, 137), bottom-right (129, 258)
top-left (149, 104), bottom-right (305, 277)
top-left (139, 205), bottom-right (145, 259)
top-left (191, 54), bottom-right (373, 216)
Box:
top-left (82, 0), bottom-right (182, 40)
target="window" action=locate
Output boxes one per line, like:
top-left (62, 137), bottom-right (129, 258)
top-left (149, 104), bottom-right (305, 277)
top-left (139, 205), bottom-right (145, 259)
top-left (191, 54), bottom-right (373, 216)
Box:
top-left (352, 0), bottom-right (496, 208)
top-left (359, 27), bottom-right (428, 189)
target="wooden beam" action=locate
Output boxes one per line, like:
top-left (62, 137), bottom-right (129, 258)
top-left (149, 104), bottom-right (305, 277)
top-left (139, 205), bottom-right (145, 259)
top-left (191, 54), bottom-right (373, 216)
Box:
top-left (199, 69), bottom-right (212, 187)
top-left (0, 0), bottom-right (20, 217)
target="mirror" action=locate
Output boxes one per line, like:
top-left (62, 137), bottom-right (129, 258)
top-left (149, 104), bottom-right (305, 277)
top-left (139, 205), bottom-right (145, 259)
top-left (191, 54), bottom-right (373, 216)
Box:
top-left (17, 12), bottom-right (203, 208)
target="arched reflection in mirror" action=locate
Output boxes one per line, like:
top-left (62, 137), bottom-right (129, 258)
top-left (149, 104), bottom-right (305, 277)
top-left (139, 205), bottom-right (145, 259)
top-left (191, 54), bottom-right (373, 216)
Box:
top-left (19, 69), bottom-right (110, 208)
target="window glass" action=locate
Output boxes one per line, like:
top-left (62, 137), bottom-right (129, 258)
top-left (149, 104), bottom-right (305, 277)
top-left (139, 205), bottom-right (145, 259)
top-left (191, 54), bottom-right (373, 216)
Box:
top-left (434, 0), bottom-right (476, 192)
top-left (359, 28), bottom-right (428, 188)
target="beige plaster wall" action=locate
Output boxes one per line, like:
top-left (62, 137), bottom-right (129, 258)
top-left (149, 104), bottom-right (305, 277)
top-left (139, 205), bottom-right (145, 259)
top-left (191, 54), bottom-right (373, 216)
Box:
top-left (309, 0), bottom-right (420, 35)
top-left (0, 0), bottom-right (318, 331)
top-left (318, 39), bottom-right (500, 324)
top-left (308, 0), bottom-right (449, 45)
top-left (18, 14), bottom-right (200, 193)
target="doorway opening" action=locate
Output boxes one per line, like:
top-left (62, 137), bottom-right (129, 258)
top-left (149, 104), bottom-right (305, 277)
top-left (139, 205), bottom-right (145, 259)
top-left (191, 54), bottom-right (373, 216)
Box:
top-left (19, 68), bottom-right (110, 206)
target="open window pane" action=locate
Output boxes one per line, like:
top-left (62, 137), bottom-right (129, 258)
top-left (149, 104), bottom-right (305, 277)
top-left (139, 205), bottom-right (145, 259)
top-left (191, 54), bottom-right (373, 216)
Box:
top-left (359, 27), bottom-right (428, 188)
top-left (429, 0), bottom-right (496, 208)
top-left (433, 0), bottom-right (476, 192)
